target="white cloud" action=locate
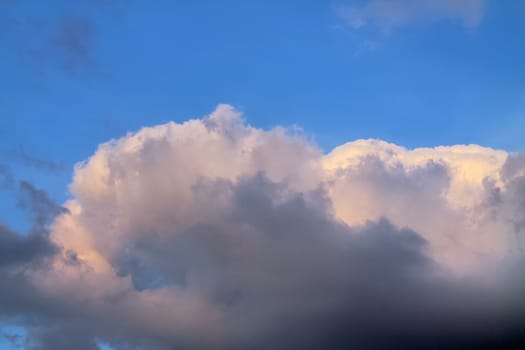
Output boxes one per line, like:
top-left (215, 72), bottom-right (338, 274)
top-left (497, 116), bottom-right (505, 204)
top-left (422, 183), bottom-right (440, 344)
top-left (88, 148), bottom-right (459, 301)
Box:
top-left (337, 0), bottom-right (485, 32)
top-left (4, 104), bottom-right (525, 349)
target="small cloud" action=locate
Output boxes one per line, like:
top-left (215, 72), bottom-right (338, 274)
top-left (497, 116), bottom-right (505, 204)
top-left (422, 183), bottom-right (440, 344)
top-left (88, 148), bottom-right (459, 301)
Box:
top-left (17, 180), bottom-right (69, 229)
top-left (49, 16), bottom-right (96, 75)
top-left (337, 0), bottom-right (485, 33)
top-left (8, 147), bottom-right (63, 173)
top-left (0, 0), bottom-right (126, 79)
top-left (0, 180), bottom-right (63, 269)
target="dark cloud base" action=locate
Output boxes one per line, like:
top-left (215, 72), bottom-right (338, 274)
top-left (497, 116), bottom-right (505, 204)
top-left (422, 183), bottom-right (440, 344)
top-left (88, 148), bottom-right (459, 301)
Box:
top-left (1, 172), bottom-right (525, 349)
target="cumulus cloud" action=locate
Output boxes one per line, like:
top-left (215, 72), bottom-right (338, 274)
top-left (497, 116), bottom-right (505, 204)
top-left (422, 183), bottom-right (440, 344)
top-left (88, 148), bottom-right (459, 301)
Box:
top-left (324, 139), bottom-right (511, 269)
top-left (337, 0), bottom-right (485, 32)
top-left (1, 105), bottom-right (525, 349)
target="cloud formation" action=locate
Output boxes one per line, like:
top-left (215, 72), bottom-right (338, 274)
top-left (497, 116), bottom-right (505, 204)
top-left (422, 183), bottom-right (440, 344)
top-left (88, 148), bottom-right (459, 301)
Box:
top-left (337, 0), bottom-right (485, 32)
top-left (1, 105), bottom-right (525, 349)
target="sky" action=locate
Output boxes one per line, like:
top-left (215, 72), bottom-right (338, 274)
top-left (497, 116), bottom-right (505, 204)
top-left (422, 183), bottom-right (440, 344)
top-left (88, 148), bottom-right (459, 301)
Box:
top-left (1, 0), bottom-right (525, 349)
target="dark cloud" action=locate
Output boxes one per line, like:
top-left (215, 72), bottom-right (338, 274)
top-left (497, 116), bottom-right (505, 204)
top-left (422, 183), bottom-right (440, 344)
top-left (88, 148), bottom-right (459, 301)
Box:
top-left (1, 139), bottom-right (525, 349)
top-left (17, 180), bottom-right (69, 229)
top-left (483, 154), bottom-right (525, 253)
top-left (49, 0), bottom-right (126, 76)
top-left (25, 326), bottom-right (99, 350)
top-left (0, 181), bottom-right (75, 350)
top-left (0, 224), bottom-right (56, 267)
top-left (0, 0), bottom-right (125, 78)
top-left (500, 156), bottom-right (525, 251)
top-left (0, 180), bottom-right (64, 266)
top-left (0, 171), bottom-right (523, 349)
top-left (89, 174), bottom-right (525, 349)
top-left (0, 181), bottom-right (64, 332)
top-left (8, 148), bottom-right (64, 173)
top-left (0, 174), bottom-right (63, 268)
top-left (49, 15), bottom-right (95, 75)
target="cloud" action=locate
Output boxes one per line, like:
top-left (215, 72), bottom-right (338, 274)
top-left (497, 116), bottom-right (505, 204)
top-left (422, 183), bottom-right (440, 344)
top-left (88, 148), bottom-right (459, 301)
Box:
top-left (0, 223), bottom-right (56, 267)
top-left (0, 0), bottom-right (125, 78)
top-left (337, 0), bottom-right (485, 32)
top-left (0, 179), bottom-right (64, 267)
top-left (7, 148), bottom-right (63, 173)
top-left (0, 181), bottom-right (63, 326)
top-left (324, 139), bottom-right (511, 269)
top-left (48, 15), bottom-right (95, 75)
top-left (1, 105), bottom-right (525, 349)
top-left (17, 180), bottom-right (69, 229)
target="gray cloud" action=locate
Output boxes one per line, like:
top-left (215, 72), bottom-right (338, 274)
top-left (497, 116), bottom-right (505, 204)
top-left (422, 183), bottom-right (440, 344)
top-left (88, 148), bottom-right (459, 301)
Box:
top-left (0, 182), bottom-right (64, 329)
top-left (49, 15), bottom-right (96, 75)
top-left (17, 181), bottom-right (69, 230)
top-left (25, 326), bottom-right (100, 350)
top-left (7, 148), bottom-right (64, 173)
top-left (1, 107), bottom-right (525, 349)
top-left (0, 0), bottom-right (125, 77)
top-left (0, 224), bottom-right (56, 267)
top-left (483, 154), bottom-right (525, 253)
top-left (102, 174), bottom-right (525, 350)
top-left (0, 173), bottom-right (64, 268)
top-left (9, 174), bottom-right (524, 350)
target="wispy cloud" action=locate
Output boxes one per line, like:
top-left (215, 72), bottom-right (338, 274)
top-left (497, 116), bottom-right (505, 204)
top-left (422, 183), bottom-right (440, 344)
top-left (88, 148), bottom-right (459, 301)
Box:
top-left (0, 0), bottom-right (125, 78)
top-left (7, 148), bottom-right (63, 173)
top-left (337, 0), bottom-right (485, 33)
top-left (49, 15), bottom-right (96, 75)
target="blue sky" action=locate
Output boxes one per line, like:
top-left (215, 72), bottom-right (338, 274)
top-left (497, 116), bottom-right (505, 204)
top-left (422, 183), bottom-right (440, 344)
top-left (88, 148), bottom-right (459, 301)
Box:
top-left (1, 1), bottom-right (525, 348)
top-left (1, 2), bottom-right (525, 161)
top-left (0, 1), bottom-right (524, 222)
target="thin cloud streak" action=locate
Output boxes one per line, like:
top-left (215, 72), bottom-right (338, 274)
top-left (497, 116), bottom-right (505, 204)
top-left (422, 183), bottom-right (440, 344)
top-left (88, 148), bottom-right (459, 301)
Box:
top-left (337, 0), bottom-right (485, 33)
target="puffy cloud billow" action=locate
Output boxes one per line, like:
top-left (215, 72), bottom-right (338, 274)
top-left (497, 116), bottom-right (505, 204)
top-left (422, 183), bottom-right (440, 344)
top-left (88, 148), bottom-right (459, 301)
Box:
top-left (2, 105), bottom-right (525, 349)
